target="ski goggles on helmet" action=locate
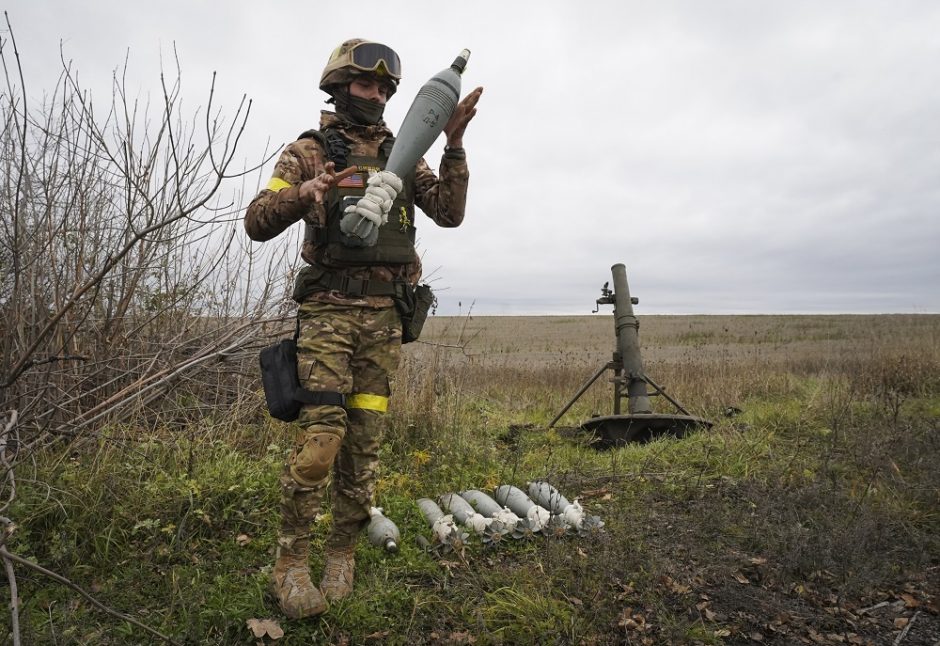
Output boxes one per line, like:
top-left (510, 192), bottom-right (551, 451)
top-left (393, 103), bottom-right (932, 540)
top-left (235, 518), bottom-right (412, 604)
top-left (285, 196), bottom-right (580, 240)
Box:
top-left (340, 42), bottom-right (402, 80)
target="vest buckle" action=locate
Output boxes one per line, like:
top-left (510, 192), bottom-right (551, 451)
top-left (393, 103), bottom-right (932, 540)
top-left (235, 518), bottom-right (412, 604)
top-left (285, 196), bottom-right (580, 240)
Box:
top-left (340, 276), bottom-right (368, 296)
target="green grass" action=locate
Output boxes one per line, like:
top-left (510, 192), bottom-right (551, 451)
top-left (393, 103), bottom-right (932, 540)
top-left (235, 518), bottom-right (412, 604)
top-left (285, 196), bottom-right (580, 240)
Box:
top-left (3, 314), bottom-right (939, 644)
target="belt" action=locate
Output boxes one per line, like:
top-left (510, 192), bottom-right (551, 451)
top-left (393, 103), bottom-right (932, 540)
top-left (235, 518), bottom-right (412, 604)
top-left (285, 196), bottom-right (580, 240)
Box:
top-left (320, 271), bottom-right (402, 297)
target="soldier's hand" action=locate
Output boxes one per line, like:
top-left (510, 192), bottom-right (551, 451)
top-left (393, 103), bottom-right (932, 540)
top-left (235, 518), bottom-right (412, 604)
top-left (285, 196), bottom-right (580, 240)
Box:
top-left (443, 86), bottom-right (483, 149)
top-left (299, 162), bottom-right (359, 204)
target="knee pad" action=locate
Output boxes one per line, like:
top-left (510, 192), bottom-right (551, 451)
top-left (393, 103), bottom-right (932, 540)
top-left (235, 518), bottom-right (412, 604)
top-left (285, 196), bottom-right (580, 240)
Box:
top-left (290, 432), bottom-right (342, 487)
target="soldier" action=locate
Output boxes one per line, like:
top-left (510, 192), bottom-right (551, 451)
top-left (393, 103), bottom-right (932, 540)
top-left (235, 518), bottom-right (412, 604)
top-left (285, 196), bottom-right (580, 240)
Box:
top-left (245, 39), bottom-right (482, 618)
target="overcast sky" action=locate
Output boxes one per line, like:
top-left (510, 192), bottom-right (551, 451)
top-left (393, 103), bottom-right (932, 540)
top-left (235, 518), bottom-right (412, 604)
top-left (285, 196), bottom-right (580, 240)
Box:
top-left (6, 1), bottom-right (939, 314)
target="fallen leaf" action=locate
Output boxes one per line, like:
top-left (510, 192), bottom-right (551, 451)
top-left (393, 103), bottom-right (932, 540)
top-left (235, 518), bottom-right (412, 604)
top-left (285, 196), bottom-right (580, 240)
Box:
top-left (236, 534), bottom-right (251, 546)
top-left (617, 607), bottom-right (634, 628)
top-left (893, 617), bottom-right (909, 629)
top-left (246, 618), bottom-right (284, 640)
top-left (617, 608), bottom-right (650, 632)
top-left (899, 593), bottom-right (920, 608)
top-left (749, 557), bottom-right (768, 566)
top-left (365, 630), bottom-right (390, 640)
top-left (615, 581), bottom-right (636, 600)
top-left (732, 571), bottom-right (750, 584)
top-left (661, 575), bottom-right (691, 595)
top-left (749, 632), bottom-right (764, 642)
top-left (247, 619), bottom-right (265, 638)
top-left (714, 628), bottom-right (731, 637)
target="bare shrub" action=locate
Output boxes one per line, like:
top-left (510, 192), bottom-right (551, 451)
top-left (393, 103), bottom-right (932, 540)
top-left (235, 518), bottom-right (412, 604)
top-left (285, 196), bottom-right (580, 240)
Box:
top-left (0, 18), bottom-right (310, 642)
top-left (0, 26), bottom-right (294, 443)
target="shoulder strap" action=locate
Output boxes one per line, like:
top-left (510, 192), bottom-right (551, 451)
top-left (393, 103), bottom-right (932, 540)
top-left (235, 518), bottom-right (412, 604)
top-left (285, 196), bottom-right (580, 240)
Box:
top-left (379, 135), bottom-right (395, 159)
top-left (297, 128), bottom-right (351, 171)
top-left (297, 128), bottom-right (327, 149)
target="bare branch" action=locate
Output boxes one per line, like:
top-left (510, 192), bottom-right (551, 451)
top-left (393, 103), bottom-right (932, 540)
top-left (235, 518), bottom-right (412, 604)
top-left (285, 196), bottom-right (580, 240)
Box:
top-left (1, 547), bottom-right (20, 646)
top-left (0, 546), bottom-right (180, 645)
top-left (0, 410), bottom-right (18, 514)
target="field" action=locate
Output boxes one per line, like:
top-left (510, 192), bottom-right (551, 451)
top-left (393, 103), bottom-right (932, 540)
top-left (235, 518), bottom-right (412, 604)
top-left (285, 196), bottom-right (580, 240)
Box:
top-left (4, 314), bottom-right (939, 645)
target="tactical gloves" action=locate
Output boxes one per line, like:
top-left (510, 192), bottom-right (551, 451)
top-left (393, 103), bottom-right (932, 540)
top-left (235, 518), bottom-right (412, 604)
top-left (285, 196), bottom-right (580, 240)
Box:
top-left (339, 170), bottom-right (402, 247)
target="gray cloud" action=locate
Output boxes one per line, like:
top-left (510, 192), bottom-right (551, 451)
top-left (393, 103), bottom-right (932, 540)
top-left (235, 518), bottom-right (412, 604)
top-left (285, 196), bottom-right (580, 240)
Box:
top-left (6, 0), bottom-right (939, 314)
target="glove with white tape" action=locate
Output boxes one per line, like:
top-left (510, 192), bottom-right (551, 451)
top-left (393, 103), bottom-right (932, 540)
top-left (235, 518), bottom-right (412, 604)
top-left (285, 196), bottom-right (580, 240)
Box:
top-left (339, 218), bottom-right (380, 247)
top-left (339, 170), bottom-right (402, 247)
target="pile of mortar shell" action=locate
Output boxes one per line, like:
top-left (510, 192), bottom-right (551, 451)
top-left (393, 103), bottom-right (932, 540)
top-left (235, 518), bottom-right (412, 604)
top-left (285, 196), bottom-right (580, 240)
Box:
top-left (414, 482), bottom-right (604, 550)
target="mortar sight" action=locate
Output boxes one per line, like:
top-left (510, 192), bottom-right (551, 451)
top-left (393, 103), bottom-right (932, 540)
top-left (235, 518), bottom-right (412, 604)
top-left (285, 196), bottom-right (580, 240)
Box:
top-left (550, 263), bottom-right (713, 448)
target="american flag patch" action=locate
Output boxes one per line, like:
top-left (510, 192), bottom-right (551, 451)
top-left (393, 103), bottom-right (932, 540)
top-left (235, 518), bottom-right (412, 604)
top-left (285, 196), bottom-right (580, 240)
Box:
top-left (337, 173), bottom-right (365, 188)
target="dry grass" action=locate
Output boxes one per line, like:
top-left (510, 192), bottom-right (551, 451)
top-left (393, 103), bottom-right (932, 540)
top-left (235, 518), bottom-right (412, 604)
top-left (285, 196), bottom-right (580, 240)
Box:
top-left (5, 314), bottom-right (939, 645)
top-left (402, 313), bottom-right (939, 423)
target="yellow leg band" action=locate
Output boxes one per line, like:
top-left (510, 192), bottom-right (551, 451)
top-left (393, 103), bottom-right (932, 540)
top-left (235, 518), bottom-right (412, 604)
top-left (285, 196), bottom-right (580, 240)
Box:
top-left (346, 393), bottom-right (388, 412)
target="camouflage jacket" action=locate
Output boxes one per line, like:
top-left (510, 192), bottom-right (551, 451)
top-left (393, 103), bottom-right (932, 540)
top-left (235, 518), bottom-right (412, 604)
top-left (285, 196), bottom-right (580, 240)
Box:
top-left (244, 111), bottom-right (469, 307)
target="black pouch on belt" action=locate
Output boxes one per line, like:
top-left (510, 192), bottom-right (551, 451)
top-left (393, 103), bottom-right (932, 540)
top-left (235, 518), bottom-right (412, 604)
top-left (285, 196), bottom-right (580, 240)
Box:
top-left (259, 320), bottom-right (346, 421)
top-left (291, 265), bottom-right (326, 303)
top-left (393, 283), bottom-right (434, 344)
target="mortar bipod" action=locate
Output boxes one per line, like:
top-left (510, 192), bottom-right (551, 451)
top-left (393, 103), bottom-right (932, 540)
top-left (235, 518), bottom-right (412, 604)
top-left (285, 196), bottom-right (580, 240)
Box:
top-left (549, 263), bottom-right (713, 448)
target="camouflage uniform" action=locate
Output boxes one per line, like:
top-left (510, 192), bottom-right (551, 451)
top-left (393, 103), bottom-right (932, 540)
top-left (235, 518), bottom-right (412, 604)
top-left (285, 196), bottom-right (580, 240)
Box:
top-left (245, 110), bottom-right (469, 550)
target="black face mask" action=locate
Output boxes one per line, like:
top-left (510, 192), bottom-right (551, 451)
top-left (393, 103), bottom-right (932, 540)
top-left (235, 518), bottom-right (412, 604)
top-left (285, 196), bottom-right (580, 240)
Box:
top-left (333, 88), bottom-right (386, 126)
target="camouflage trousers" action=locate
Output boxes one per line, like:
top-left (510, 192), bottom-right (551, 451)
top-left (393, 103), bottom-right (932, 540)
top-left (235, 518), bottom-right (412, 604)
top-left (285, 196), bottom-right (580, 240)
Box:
top-left (279, 301), bottom-right (402, 549)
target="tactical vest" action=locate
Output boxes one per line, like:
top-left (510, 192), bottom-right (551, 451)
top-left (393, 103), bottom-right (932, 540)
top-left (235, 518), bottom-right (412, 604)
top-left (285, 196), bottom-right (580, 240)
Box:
top-left (300, 128), bottom-right (417, 266)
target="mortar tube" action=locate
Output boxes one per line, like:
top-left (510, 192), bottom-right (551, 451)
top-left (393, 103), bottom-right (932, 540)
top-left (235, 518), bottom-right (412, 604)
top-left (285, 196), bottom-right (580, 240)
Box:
top-left (611, 264), bottom-right (652, 414)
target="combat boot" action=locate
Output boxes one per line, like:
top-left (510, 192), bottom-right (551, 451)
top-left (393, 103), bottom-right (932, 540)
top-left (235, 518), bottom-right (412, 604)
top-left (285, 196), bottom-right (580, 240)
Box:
top-left (270, 538), bottom-right (326, 618)
top-left (319, 545), bottom-right (356, 601)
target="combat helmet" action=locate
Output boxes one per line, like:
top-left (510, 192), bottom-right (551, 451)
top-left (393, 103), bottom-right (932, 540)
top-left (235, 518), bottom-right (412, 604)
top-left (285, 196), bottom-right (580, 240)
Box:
top-left (320, 39), bottom-right (401, 98)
